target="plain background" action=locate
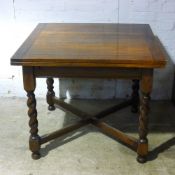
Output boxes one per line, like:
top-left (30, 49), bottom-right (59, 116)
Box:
top-left (0, 0), bottom-right (174, 99)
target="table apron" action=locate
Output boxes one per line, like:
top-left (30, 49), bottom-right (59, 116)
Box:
top-left (33, 67), bottom-right (143, 79)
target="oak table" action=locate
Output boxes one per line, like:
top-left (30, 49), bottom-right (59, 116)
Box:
top-left (11, 23), bottom-right (166, 163)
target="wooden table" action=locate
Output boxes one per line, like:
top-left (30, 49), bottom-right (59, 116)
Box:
top-left (11, 23), bottom-right (166, 163)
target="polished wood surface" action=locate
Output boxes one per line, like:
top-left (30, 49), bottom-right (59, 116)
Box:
top-left (11, 23), bottom-right (166, 68)
top-left (10, 23), bottom-right (167, 163)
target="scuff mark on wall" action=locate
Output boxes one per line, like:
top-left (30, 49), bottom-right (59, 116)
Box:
top-left (13, 0), bottom-right (16, 19)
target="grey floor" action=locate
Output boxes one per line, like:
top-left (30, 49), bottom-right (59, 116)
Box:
top-left (0, 97), bottom-right (175, 175)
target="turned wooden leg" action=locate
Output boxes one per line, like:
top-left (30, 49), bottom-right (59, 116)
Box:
top-left (137, 92), bottom-right (150, 163)
top-left (137, 69), bottom-right (153, 163)
top-left (131, 80), bottom-right (139, 113)
top-left (23, 67), bottom-right (41, 159)
top-left (46, 78), bottom-right (55, 111)
top-left (27, 91), bottom-right (41, 159)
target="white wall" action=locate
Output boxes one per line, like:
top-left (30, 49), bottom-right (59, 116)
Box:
top-left (0, 0), bottom-right (174, 99)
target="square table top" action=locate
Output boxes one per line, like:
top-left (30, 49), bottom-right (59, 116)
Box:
top-left (11, 23), bottom-right (166, 68)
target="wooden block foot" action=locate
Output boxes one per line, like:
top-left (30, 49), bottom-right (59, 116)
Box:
top-left (137, 155), bottom-right (147, 163)
top-left (32, 152), bottom-right (41, 160)
top-left (48, 105), bottom-right (55, 111)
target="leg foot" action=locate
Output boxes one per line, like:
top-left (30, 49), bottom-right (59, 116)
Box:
top-left (137, 155), bottom-right (147, 163)
top-left (32, 152), bottom-right (41, 160)
top-left (46, 78), bottom-right (55, 111)
top-left (48, 105), bottom-right (55, 111)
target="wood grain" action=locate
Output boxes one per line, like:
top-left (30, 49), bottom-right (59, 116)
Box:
top-left (11, 23), bottom-right (166, 68)
top-left (11, 23), bottom-right (167, 163)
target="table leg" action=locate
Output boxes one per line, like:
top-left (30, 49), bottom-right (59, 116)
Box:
top-left (131, 80), bottom-right (139, 113)
top-left (46, 78), bottom-right (55, 111)
top-left (137, 69), bottom-right (153, 163)
top-left (23, 67), bottom-right (41, 159)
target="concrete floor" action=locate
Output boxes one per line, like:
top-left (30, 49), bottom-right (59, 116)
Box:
top-left (0, 97), bottom-right (175, 175)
